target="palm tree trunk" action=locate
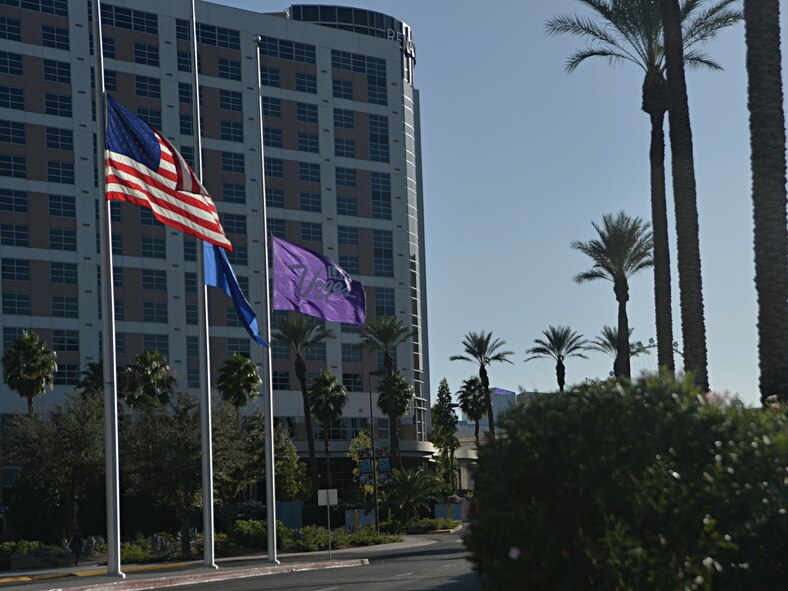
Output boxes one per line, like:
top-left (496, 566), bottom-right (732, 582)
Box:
top-left (615, 280), bottom-right (631, 379)
top-left (555, 359), bottom-right (565, 393)
top-left (27, 395), bottom-right (34, 416)
top-left (479, 366), bottom-right (495, 443)
top-left (295, 356), bottom-right (319, 494)
top-left (474, 420), bottom-right (480, 450)
top-left (323, 424), bottom-right (332, 489)
top-left (660, 0), bottom-right (709, 391)
top-left (744, 0), bottom-right (788, 403)
top-left (389, 404), bottom-right (401, 469)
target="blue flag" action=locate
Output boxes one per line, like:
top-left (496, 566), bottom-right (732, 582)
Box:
top-left (204, 242), bottom-right (267, 346)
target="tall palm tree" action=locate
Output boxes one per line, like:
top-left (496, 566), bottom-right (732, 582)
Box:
top-left (1, 330), bottom-right (57, 415)
top-left (76, 361), bottom-right (104, 399)
top-left (588, 326), bottom-right (650, 374)
top-left (273, 312), bottom-right (333, 493)
top-left (525, 326), bottom-right (589, 393)
top-left (121, 350), bottom-right (175, 409)
top-left (572, 211), bottom-right (653, 379)
top-left (660, 0), bottom-right (716, 391)
top-left (217, 353), bottom-right (261, 412)
top-left (376, 371), bottom-right (414, 468)
top-left (457, 376), bottom-right (486, 449)
top-left (450, 332), bottom-right (513, 443)
top-left (743, 0), bottom-right (788, 404)
top-left (547, 0), bottom-right (741, 375)
top-left (309, 370), bottom-right (347, 489)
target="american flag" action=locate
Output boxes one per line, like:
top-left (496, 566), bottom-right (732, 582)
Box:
top-left (104, 95), bottom-right (233, 251)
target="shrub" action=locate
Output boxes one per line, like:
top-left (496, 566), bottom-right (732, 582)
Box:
top-left (350, 527), bottom-right (403, 546)
top-left (464, 375), bottom-right (788, 590)
top-left (0, 540), bottom-right (41, 557)
top-left (230, 519), bottom-right (289, 550)
top-left (120, 542), bottom-right (153, 564)
top-left (291, 525), bottom-right (350, 552)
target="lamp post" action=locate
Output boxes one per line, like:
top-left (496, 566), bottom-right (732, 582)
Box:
top-left (367, 369), bottom-right (387, 532)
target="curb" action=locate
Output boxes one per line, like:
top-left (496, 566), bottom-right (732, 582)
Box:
top-left (427, 524), bottom-right (463, 534)
top-left (35, 559), bottom-right (368, 591)
top-left (0, 562), bottom-right (195, 584)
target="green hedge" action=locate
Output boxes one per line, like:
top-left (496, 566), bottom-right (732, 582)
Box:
top-left (229, 519), bottom-right (288, 550)
top-left (464, 375), bottom-right (788, 590)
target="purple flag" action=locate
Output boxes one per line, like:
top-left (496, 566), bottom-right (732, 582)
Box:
top-left (272, 236), bottom-right (366, 325)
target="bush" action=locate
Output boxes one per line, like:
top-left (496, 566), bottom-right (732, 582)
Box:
top-left (0, 540), bottom-right (41, 557)
top-left (120, 542), bottom-right (153, 564)
top-left (350, 527), bottom-right (403, 546)
top-left (291, 525), bottom-right (350, 552)
top-left (230, 519), bottom-right (289, 550)
top-left (464, 375), bottom-right (788, 590)
top-left (379, 518), bottom-right (457, 534)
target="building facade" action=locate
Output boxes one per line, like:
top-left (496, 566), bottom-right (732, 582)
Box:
top-left (0, 0), bottom-right (430, 483)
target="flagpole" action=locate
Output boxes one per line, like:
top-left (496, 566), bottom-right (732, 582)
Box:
top-left (91, 0), bottom-right (124, 578)
top-left (253, 34), bottom-right (278, 564)
top-left (190, 0), bottom-right (217, 570)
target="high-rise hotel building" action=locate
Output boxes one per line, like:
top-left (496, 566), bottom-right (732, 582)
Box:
top-left (0, 1), bottom-right (430, 462)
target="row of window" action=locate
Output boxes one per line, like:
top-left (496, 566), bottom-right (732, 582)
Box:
top-left (2, 293), bottom-right (78, 317)
top-left (0, 0), bottom-right (68, 18)
top-left (0, 155), bottom-right (74, 183)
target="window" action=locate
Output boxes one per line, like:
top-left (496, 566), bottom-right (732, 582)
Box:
top-left (226, 306), bottom-right (241, 326)
top-left (301, 222), bottom-right (322, 242)
top-left (143, 302), bottom-right (168, 323)
top-left (89, 33), bottom-right (115, 58)
top-left (185, 272), bottom-right (197, 293)
top-left (143, 334), bottom-right (168, 356)
top-left (263, 127), bottom-right (282, 148)
top-left (2, 258), bottom-right (28, 281)
top-left (104, 70), bottom-right (117, 92)
top-left (196, 23), bottom-right (240, 50)
top-left (342, 373), bottom-right (363, 392)
top-left (227, 337), bottom-right (250, 358)
top-left (47, 161), bottom-right (74, 184)
top-left (219, 89), bottom-right (242, 111)
top-left (299, 192), bottom-right (321, 212)
top-left (49, 228), bottom-right (76, 250)
top-left (0, 85), bottom-right (24, 110)
top-left (338, 225), bottom-right (358, 245)
top-left (267, 218), bottom-right (285, 239)
top-left (136, 108), bottom-right (161, 128)
top-left (180, 145), bottom-right (194, 167)
top-left (51, 295), bottom-right (78, 317)
top-left (264, 157), bottom-right (283, 178)
top-left (184, 237), bottom-right (196, 261)
top-left (50, 261), bottom-right (77, 284)
top-left (178, 82), bottom-right (192, 104)
top-left (272, 371), bottom-right (290, 390)
top-left (0, 120), bottom-right (24, 144)
top-left (375, 287), bottom-right (395, 316)
top-left (342, 343), bottom-right (362, 363)
top-left (297, 132), bottom-right (319, 153)
top-left (0, 51), bottom-right (22, 76)
top-left (1, 18), bottom-right (21, 42)
top-left (336, 196), bottom-right (357, 216)
top-left (179, 114), bottom-right (193, 135)
top-left (258, 36), bottom-right (316, 64)
top-left (1, 223), bottom-right (28, 246)
top-left (185, 303), bottom-right (197, 325)
top-left (373, 229), bottom-right (394, 277)
top-left (54, 364), bottom-right (79, 385)
top-left (226, 245), bottom-right (247, 266)
top-left (332, 79), bottom-right (352, 100)
top-left (52, 329), bottom-right (79, 352)
top-left (335, 138), bottom-right (355, 158)
top-left (186, 336), bottom-right (199, 356)
top-left (177, 51), bottom-right (190, 72)
top-left (271, 340), bottom-right (289, 360)
top-left (371, 172), bottom-right (391, 220)
top-left (222, 213), bottom-right (246, 234)
top-left (218, 58), bottom-right (241, 80)
top-left (261, 66), bottom-right (279, 87)
top-left (297, 103), bottom-right (318, 124)
top-left (336, 167), bottom-right (356, 187)
top-left (135, 75), bottom-right (160, 98)
top-left (305, 342), bottom-right (325, 361)
top-left (3, 292), bottom-right (29, 315)
top-left (187, 367), bottom-right (199, 388)
top-left (298, 162), bottom-right (320, 183)
top-left (263, 97), bottom-right (281, 118)
top-left (220, 121), bottom-right (243, 142)
top-left (132, 42), bottom-right (159, 67)
top-left (142, 269), bottom-right (167, 290)
top-left (101, 5), bottom-right (158, 34)
top-left (45, 127), bottom-right (72, 150)
top-left (141, 236), bottom-right (166, 258)
top-left (42, 59), bottom-right (70, 83)
top-left (221, 152), bottom-right (244, 173)
top-left (266, 187), bottom-right (283, 208)
top-left (369, 114), bottom-right (390, 162)
top-left (0, 155), bottom-right (25, 178)
top-left (50, 194), bottom-right (77, 217)
top-left (175, 19), bottom-right (189, 40)
top-left (223, 183), bottom-right (245, 204)
top-left (296, 73), bottom-right (317, 94)
top-left (334, 108), bottom-right (354, 129)
top-left (0, 189), bottom-right (26, 212)
top-left (112, 234), bottom-right (122, 255)
top-left (338, 255), bottom-right (359, 275)
top-left (368, 75), bottom-right (387, 105)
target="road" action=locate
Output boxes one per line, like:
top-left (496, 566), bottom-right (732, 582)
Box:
top-left (173, 531), bottom-right (481, 591)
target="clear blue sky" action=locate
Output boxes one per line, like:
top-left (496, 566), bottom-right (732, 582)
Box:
top-left (220, 0), bottom-right (787, 406)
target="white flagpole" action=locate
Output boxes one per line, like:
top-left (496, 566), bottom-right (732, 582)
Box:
top-left (91, 0), bottom-right (124, 578)
top-left (253, 34), bottom-right (278, 563)
top-left (190, 0), bottom-right (217, 569)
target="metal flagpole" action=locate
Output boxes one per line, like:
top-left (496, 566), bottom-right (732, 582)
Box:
top-left (91, 0), bottom-right (124, 578)
top-left (253, 34), bottom-right (278, 563)
top-left (190, 0), bottom-right (217, 570)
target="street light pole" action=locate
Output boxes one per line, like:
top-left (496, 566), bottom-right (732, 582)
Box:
top-left (367, 370), bottom-right (386, 533)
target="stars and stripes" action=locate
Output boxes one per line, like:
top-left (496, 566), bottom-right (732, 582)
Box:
top-left (104, 95), bottom-right (233, 251)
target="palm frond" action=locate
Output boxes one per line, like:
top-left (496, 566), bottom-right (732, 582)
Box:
top-left (565, 48), bottom-right (641, 72)
top-left (683, 49), bottom-right (722, 71)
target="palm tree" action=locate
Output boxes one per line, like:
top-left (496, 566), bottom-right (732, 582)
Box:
top-left (309, 370), bottom-right (347, 489)
top-left (76, 361), bottom-right (104, 399)
top-left (121, 350), bottom-right (175, 409)
top-left (1, 330), bottom-right (57, 415)
top-left (217, 353), bottom-right (261, 412)
top-left (660, 0), bottom-right (717, 391)
top-left (588, 326), bottom-right (651, 374)
top-left (547, 0), bottom-right (741, 376)
top-left (572, 211), bottom-right (653, 379)
top-left (525, 326), bottom-right (589, 393)
top-left (376, 371), bottom-right (414, 468)
top-left (743, 0), bottom-right (788, 404)
top-left (450, 332), bottom-right (514, 443)
top-left (273, 312), bottom-right (333, 493)
top-left (383, 466), bottom-right (441, 523)
top-left (456, 376), bottom-right (486, 449)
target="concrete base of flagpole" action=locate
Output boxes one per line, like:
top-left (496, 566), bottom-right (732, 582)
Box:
top-left (202, 563), bottom-right (218, 570)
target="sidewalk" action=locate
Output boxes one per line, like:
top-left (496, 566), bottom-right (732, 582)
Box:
top-left (0, 537), bottom-right (435, 591)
